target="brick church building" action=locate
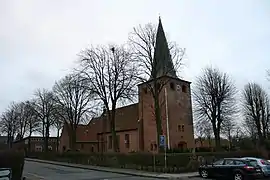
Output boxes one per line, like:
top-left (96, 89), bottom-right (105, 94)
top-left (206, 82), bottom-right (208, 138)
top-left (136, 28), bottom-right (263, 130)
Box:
top-left (59, 18), bottom-right (195, 153)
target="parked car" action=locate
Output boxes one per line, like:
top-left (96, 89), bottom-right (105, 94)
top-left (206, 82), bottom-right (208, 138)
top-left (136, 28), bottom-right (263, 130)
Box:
top-left (199, 158), bottom-right (263, 180)
top-left (241, 157), bottom-right (270, 177)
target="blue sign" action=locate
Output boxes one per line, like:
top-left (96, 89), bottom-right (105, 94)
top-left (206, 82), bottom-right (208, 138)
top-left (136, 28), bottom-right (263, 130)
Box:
top-left (160, 135), bottom-right (166, 147)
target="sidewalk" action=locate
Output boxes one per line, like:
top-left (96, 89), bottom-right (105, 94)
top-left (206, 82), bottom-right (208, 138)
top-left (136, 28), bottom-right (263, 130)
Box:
top-left (25, 158), bottom-right (199, 179)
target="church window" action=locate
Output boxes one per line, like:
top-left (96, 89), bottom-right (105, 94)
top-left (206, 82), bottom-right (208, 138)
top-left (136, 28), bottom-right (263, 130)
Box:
top-left (170, 82), bottom-right (175, 90)
top-left (154, 144), bottom-right (157, 150)
top-left (150, 144), bottom-right (153, 151)
top-left (178, 124), bottom-right (185, 132)
top-left (182, 85), bottom-right (187, 93)
top-left (181, 125), bottom-right (185, 132)
top-left (125, 134), bottom-right (130, 148)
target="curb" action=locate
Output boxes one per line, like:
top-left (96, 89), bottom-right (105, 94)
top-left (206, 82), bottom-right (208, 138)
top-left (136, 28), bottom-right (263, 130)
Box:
top-left (25, 158), bottom-right (198, 179)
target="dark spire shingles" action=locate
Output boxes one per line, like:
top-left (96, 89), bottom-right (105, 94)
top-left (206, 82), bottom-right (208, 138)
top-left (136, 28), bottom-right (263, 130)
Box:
top-left (151, 17), bottom-right (177, 79)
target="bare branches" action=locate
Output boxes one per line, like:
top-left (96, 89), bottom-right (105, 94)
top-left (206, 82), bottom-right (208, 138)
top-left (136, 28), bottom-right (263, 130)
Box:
top-left (193, 67), bottom-right (237, 148)
top-left (78, 45), bottom-right (138, 107)
top-left (34, 88), bottom-right (55, 126)
top-left (242, 83), bottom-right (270, 146)
top-left (33, 88), bottom-right (56, 152)
top-left (25, 100), bottom-right (41, 135)
top-left (0, 103), bottom-right (18, 148)
top-left (195, 118), bottom-right (213, 140)
top-left (128, 23), bottom-right (185, 81)
top-left (53, 73), bottom-right (97, 149)
top-left (78, 44), bottom-right (138, 152)
top-left (13, 102), bottom-right (29, 139)
top-left (0, 100), bottom-right (41, 148)
top-left (128, 23), bottom-right (156, 78)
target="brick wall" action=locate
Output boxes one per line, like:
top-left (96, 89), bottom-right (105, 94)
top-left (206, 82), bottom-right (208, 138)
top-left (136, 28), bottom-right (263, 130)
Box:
top-left (138, 76), bottom-right (195, 152)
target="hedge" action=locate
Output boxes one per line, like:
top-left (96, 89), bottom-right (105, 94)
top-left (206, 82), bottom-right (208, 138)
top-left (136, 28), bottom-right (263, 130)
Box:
top-left (27, 150), bottom-right (262, 173)
top-left (0, 150), bottom-right (25, 180)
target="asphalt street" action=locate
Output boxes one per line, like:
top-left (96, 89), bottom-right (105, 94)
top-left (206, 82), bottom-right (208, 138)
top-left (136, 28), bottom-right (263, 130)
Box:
top-left (23, 161), bottom-right (167, 180)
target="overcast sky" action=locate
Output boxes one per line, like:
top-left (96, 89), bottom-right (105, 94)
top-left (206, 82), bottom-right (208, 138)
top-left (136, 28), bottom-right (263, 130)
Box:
top-left (0, 0), bottom-right (269, 115)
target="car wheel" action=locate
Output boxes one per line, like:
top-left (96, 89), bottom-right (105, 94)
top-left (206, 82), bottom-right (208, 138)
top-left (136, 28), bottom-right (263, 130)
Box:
top-left (200, 170), bottom-right (209, 178)
top-left (234, 173), bottom-right (243, 180)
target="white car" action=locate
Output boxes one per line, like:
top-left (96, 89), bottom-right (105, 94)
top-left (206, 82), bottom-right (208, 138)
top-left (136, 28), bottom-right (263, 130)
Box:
top-left (241, 157), bottom-right (270, 177)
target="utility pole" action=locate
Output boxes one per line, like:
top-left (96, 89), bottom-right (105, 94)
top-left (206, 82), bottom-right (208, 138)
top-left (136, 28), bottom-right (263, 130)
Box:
top-left (164, 87), bottom-right (170, 150)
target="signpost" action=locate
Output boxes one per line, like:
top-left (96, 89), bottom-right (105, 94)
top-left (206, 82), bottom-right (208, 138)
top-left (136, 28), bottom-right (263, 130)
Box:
top-left (0, 168), bottom-right (11, 180)
top-left (160, 135), bottom-right (165, 147)
top-left (160, 135), bottom-right (167, 169)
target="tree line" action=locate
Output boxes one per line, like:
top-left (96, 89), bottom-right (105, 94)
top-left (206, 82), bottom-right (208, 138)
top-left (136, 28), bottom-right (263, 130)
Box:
top-left (194, 67), bottom-right (270, 156)
top-left (0, 22), bottom-right (185, 152)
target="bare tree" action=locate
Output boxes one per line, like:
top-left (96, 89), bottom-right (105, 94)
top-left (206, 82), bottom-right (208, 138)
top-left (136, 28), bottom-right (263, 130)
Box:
top-left (195, 119), bottom-right (213, 147)
top-left (242, 117), bottom-right (258, 142)
top-left (24, 100), bottom-right (41, 151)
top-left (13, 102), bottom-right (28, 140)
top-left (242, 83), bottom-right (270, 151)
top-left (25, 100), bottom-right (41, 136)
top-left (51, 105), bottom-right (65, 152)
top-left (128, 21), bottom-right (185, 149)
top-left (0, 103), bottom-right (18, 148)
top-left (33, 88), bottom-right (56, 152)
top-left (193, 67), bottom-right (237, 149)
top-left (221, 118), bottom-right (236, 150)
top-left (53, 74), bottom-right (96, 150)
top-left (78, 45), bottom-right (138, 152)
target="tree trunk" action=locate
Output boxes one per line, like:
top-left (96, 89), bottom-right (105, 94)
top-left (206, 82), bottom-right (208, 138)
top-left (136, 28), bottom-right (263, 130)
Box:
top-left (207, 136), bottom-right (211, 147)
top-left (56, 128), bottom-right (60, 152)
top-left (213, 130), bottom-right (221, 150)
top-left (110, 107), bottom-right (118, 152)
top-left (154, 96), bottom-right (162, 152)
top-left (42, 119), bottom-right (45, 152)
top-left (70, 128), bottom-right (77, 150)
top-left (28, 129), bottom-right (32, 152)
top-left (44, 122), bottom-right (50, 152)
top-left (7, 132), bottom-right (11, 149)
top-left (28, 123), bottom-right (32, 152)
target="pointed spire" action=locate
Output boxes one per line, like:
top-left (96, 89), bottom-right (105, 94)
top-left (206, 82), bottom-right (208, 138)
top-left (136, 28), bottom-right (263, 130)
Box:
top-left (151, 17), bottom-right (177, 79)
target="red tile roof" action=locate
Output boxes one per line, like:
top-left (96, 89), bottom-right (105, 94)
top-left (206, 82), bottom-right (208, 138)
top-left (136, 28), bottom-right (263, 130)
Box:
top-left (74, 103), bottom-right (139, 142)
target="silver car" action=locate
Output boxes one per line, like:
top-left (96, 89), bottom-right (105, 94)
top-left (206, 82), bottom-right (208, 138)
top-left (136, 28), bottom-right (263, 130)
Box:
top-left (241, 157), bottom-right (270, 176)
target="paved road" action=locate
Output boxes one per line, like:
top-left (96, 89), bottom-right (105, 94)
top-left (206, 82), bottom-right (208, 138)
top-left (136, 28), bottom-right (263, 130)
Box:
top-left (23, 161), bottom-right (165, 180)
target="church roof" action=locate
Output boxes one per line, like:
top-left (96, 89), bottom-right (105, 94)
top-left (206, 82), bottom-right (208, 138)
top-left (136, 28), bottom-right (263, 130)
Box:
top-left (151, 17), bottom-right (177, 79)
top-left (65, 103), bottom-right (139, 143)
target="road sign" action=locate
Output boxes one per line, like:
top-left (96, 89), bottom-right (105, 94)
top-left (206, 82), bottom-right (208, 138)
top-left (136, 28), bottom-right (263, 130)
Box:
top-left (160, 135), bottom-right (166, 147)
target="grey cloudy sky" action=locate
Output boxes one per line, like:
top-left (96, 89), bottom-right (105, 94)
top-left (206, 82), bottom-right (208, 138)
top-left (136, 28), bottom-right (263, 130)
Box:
top-left (0, 0), bottom-right (270, 114)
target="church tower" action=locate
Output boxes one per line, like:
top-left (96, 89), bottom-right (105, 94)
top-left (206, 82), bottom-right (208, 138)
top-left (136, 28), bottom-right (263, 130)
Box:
top-left (138, 17), bottom-right (195, 152)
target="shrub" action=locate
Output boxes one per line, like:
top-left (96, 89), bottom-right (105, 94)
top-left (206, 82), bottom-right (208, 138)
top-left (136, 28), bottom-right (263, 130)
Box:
top-left (26, 150), bottom-right (262, 173)
top-left (0, 150), bottom-right (25, 180)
